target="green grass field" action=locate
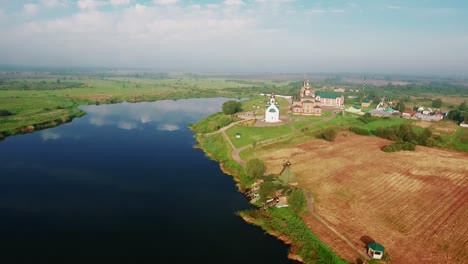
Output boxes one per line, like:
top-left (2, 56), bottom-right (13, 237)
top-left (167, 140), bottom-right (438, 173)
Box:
top-left (362, 117), bottom-right (413, 132)
top-left (226, 124), bottom-right (292, 148)
top-left (290, 111), bottom-right (332, 130)
top-left (0, 76), bottom-right (280, 137)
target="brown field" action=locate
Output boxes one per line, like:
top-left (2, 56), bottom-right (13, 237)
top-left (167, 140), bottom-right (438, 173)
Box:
top-left (414, 120), bottom-right (460, 134)
top-left (260, 133), bottom-right (468, 264)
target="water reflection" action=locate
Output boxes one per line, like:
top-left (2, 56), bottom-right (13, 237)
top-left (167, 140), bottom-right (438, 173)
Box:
top-left (40, 130), bottom-right (61, 140)
top-left (0, 98), bottom-right (292, 263)
top-left (83, 98), bottom-right (229, 132)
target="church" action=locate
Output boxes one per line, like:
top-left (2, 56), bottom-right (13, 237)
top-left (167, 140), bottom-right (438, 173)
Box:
top-left (265, 93), bottom-right (280, 123)
top-left (291, 79), bottom-right (344, 115)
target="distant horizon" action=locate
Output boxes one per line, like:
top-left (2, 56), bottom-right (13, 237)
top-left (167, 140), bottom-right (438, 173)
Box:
top-left (1, 63), bottom-right (468, 79)
top-left (1, 0), bottom-right (467, 75)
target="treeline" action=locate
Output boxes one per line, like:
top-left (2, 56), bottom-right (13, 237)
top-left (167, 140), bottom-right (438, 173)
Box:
top-left (376, 124), bottom-right (440, 152)
top-left (0, 80), bottom-right (84, 90)
top-left (384, 81), bottom-right (468, 96)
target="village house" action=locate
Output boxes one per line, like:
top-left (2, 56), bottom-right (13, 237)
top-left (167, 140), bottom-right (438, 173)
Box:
top-left (367, 242), bottom-right (385, 260)
top-left (291, 79), bottom-right (344, 115)
top-left (361, 98), bottom-right (372, 108)
top-left (401, 110), bottom-right (417, 119)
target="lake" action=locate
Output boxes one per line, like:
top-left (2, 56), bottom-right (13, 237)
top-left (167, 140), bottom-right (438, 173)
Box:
top-left (0, 98), bottom-right (296, 263)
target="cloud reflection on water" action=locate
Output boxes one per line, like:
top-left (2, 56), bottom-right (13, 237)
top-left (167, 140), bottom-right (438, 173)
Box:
top-left (41, 130), bottom-right (61, 141)
top-left (81, 98), bottom-right (230, 131)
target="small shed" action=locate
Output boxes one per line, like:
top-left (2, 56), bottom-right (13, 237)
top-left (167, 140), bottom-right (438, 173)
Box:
top-left (367, 242), bottom-right (385, 259)
top-left (235, 133), bottom-right (241, 138)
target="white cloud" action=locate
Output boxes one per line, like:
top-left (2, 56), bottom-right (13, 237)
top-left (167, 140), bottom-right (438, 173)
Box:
top-left (77, 0), bottom-right (107, 10)
top-left (307, 8), bottom-right (345, 14)
top-left (139, 114), bottom-right (151, 123)
top-left (118, 121), bottom-right (137, 130)
top-left (153, 0), bottom-right (178, 5)
top-left (158, 124), bottom-right (180, 131)
top-left (41, 130), bottom-right (61, 140)
top-left (23, 4), bottom-right (39, 15)
top-left (111, 0), bottom-right (130, 6)
top-left (90, 117), bottom-right (107, 126)
top-left (386, 5), bottom-right (400, 10)
top-left (41, 0), bottom-right (67, 8)
top-left (224, 0), bottom-right (245, 6)
top-left (308, 9), bottom-right (326, 14)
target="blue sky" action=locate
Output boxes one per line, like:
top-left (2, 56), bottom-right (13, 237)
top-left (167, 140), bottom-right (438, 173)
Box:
top-left (0, 0), bottom-right (467, 74)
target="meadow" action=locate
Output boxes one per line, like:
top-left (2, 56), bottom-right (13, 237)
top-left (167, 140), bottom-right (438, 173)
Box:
top-left (0, 74), bottom-right (287, 138)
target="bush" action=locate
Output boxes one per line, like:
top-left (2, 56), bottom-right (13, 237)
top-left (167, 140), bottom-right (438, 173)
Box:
top-left (222, 100), bottom-right (242, 115)
top-left (0, 109), bottom-right (13, 116)
top-left (259, 181), bottom-right (276, 202)
top-left (246, 158), bottom-right (266, 179)
top-left (289, 188), bottom-right (307, 214)
top-left (321, 128), bottom-right (338, 142)
top-left (349, 126), bottom-right (370, 135)
top-left (358, 113), bottom-right (377, 124)
top-left (383, 142), bottom-right (416, 152)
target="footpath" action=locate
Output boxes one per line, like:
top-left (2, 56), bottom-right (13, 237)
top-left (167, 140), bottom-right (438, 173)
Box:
top-left (203, 110), bottom-right (368, 262)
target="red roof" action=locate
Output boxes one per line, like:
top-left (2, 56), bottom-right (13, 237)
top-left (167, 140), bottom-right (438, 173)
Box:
top-left (403, 110), bottom-right (417, 116)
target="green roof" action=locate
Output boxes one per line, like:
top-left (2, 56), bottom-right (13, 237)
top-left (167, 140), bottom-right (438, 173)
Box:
top-left (368, 243), bottom-right (385, 252)
top-left (363, 98), bottom-right (372, 103)
top-left (316, 92), bottom-right (341, 99)
top-left (268, 108), bottom-right (277, 112)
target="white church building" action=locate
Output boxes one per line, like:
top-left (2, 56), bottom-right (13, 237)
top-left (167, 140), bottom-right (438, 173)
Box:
top-left (265, 94), bottom-right (280, 123)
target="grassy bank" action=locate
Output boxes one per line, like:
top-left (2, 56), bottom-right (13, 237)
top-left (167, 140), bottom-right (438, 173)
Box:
top-left (239, 208), bottom-right (347, 264)
top-left (194, 133), bottom-right (254, 188)
top-left (191, 107), bottom-right (348, 263)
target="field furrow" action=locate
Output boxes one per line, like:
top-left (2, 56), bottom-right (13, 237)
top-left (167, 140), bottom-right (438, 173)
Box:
top-left (262, 133), bottom-right (468, 264)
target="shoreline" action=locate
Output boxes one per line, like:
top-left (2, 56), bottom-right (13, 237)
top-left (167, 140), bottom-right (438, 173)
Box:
top-left (192, 131), bottom-right (347, 264)
top-left (239, 214), bottom-right (303, 262)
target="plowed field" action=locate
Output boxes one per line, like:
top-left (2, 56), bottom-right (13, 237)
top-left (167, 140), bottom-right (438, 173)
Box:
top-left (261, 133), bottom-right (468, 264)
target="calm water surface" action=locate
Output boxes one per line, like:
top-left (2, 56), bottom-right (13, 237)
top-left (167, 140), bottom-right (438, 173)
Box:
top-left (0, 99), bottom-right (296, 264)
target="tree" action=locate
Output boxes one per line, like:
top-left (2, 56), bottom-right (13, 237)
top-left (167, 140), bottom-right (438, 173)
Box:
top-left (259, 181), bottom-right (275, 202)
top-left (395, 101), bottom-right (406, 112)
top-left (459, 101), bottom-right (467, 111)
top-left (432, 98), bottom-right (442, 108)
top-left (289, 188), bottom-right (307, 214)
top-left (246, 158), bottom-right (266, 178)
top-left (222, 100), bottom-right (242, 115)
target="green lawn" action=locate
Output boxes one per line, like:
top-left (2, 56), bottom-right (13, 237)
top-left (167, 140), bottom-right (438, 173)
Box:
top-left (225, 123), bottom-right (292, 148)
top-left (290, 111), bottom-right (332, 130)
top-left (441, 127), bottom-right (468, 152)
top-left (362, 117), bottom-right (413, 132)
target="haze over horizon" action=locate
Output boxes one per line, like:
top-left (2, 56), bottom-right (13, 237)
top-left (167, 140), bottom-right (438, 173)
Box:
top-left (0, 0), bottom-right (467, 75)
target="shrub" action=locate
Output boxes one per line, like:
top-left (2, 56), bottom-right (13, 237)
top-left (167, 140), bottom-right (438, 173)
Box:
top-left (0, 109), bottom-right (13, 116)
top-left (246, 158), bottom-right (266, 179)
top-left (259, 181), bottom-right (276, 202)
top-left (289, 188), bottom-right (307, 214)
top-left (222, 100), bottom-right (242, 115)
top-left (321, 128), bottom-right (338, 142)
top-left (358, 113), bottom-right (378, 124)
top-left (349, 126), bottom-right (370, 135)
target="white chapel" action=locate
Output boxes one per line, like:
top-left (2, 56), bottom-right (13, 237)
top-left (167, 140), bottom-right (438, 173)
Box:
top-left (265, 93), bottom-right (280, 123)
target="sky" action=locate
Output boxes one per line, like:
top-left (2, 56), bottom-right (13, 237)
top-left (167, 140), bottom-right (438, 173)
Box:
top-left (0, 0), bottom-right (467, 74)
